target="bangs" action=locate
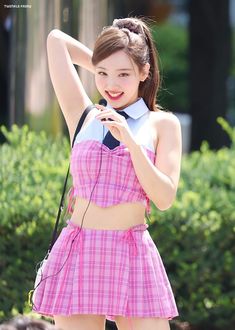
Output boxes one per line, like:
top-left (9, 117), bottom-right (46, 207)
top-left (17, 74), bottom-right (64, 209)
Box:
top-left (92, 28), bottom-right (128, 66)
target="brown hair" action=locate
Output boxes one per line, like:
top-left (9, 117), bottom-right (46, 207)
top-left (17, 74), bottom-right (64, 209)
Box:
top-left (92, 17), bottom-right (160, 112)
top-left (0, 315), bottom-right (58, 330)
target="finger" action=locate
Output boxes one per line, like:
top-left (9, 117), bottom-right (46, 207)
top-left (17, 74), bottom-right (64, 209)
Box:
top-left (95, 111), bottom-right (113, 121)
top-left (95, 104), bottom-right (106, 111)
top-left (95, 113), bottom-right (115, 121)
top-left (102, 121), bottom-right (123, 127)
top-left (95, 109), bottom-right (113, 115)
top-left (95, 112), bottom-right (124, 122)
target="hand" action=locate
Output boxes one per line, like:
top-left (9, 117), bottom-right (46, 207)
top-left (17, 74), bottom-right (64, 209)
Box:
top-left (95, 104), bottom-right (135, 147)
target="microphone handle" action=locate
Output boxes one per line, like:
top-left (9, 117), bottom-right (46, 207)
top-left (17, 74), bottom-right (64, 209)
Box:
top-left (98, 98), bottom-right (114, 122)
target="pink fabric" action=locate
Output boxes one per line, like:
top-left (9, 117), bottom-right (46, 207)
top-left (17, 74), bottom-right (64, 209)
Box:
top-left (67, 140), bottom-right (156, 215)
top-left (32, 219), bottom-right (179, 321)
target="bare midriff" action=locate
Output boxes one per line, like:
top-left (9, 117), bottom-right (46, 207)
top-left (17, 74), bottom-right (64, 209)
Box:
top-left (68, 196), bottom-right (147, 230)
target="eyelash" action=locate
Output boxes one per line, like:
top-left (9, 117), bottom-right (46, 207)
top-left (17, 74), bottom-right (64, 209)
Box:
top-left (97, 72), bottom-right (129, 77)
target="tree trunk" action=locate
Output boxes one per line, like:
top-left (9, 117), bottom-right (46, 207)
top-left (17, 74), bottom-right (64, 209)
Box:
top-left (189, 0), bottom-right (231, 150)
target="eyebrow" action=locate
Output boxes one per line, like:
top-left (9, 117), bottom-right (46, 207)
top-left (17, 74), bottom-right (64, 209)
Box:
top-left (96, 67), bottom-right (133, 71)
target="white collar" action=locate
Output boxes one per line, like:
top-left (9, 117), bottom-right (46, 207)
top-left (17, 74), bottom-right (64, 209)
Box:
top-left (107, 98), bottom-right (150, 119)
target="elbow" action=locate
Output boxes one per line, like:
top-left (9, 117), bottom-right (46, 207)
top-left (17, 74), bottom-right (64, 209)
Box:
top-left (47, 29), bottom-right (65, 55)
top-left (156, 202), bottom-right (173, 211)
top-left (155, 188), bottom-right (177, 211)
top-left (47, 29), bottom-right (62, 44)
top-left (156, 201), bottom-right (173, 211)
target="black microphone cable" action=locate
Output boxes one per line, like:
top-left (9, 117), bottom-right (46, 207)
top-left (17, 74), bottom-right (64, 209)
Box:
top-left (30, 99), bottom-right (107, 310)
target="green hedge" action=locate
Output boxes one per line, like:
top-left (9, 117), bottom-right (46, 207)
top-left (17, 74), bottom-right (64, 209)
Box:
top-left (0, 120), bottom-right (235, 329)
top-left (150, 117), bottom-right (235, 329)
top-left (0, 124), bottom-right (71, 320)
top-left (152, 23), bottom-right (189, 114)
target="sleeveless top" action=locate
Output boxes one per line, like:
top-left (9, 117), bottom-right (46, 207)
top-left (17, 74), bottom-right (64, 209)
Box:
top-left (67, 98), bottom-right (156, 215)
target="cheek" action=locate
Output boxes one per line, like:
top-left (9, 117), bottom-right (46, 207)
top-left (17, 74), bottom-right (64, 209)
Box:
top-left (94, 76), bottom-right (99, 87)
top-left (95, 76), bottom-right (105, 90)
top-left (122, 78), bottom-right (140, 91)
top-left (120, 77), bottom-right (137, 88)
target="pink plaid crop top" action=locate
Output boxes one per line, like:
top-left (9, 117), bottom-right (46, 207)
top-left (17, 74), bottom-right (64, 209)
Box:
top-left (67, 98), bottom-right (156, 215)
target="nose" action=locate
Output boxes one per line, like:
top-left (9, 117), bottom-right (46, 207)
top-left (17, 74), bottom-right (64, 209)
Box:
top-left (106, 77), bottom-right (119, 90)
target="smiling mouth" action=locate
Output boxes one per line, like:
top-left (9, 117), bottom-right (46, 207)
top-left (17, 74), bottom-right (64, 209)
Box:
top-left (105, 91), bottom-right (124, 100)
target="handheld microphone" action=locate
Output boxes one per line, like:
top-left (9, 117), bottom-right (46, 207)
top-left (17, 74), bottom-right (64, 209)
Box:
top-left (98, 98), bottom-right (109, 122)
top-left (99, 98), bottom-right (107, 107)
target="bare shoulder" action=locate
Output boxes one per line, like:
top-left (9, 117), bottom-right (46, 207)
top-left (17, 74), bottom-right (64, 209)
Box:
top-left (151, 110), bottom-right (180, 128)
top-left (149, 109), bottom-right (181, 150)
top-left (149, 108), bottom-right (181, 131)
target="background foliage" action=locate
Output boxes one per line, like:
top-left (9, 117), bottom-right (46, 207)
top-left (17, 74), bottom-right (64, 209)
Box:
top-left (0, 124), bottom-right (71, 320)
top-left (150, 117), bottom-right (235, 330)
top-left (0, 120), bottom-right (235, 329)
top-left (152, 23), bottom-right (235, 121)
top-left (152, 23), bottom-right (189, 114)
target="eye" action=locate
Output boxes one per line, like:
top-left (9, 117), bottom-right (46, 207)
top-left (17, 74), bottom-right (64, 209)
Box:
top-left (119, 73), bottom-right (129, 77)
top-left (97, 71), bottom-right (107, 76)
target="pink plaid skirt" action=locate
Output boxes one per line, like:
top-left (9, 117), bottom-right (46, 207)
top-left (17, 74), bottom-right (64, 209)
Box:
top-left (32, 219), bottom-right (179, 322)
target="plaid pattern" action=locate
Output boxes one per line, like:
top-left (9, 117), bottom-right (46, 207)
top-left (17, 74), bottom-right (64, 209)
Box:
top-left (32, 220), bottom-right (179, 321)
top-left (67, 140), bottom-right (156, 215)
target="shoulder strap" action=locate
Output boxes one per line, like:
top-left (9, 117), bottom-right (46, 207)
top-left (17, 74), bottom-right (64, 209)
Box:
top-left (48, 104), bottom-right (96, 252)
top-left (71, 104), bottom-right (96, 147)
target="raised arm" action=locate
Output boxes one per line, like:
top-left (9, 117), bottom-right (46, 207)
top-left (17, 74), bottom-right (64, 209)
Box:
top-left (46, 29), bottom-right (95, 141)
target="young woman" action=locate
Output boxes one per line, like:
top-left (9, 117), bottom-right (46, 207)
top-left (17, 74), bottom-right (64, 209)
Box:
top-left (32, 17), bottom-right (182, 330)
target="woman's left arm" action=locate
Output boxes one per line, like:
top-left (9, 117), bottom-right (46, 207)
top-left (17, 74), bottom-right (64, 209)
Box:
top-left (128, 113), bottom-right (182, 211)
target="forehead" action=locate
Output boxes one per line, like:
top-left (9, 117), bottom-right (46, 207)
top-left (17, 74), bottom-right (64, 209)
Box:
top-left (96, 50), bottom-right (138, 71)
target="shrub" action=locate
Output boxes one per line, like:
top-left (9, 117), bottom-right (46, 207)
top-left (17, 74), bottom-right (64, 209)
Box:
top-left (0, 124), bottom-right (71, 320)
top-left (152, 23), bottom-right (189, 113)
top-left (149, 117), bottom-right (235, 329)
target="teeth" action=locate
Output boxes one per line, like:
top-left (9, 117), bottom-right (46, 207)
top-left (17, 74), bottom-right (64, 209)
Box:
top-left (108, 92), bottom-right (122, 97)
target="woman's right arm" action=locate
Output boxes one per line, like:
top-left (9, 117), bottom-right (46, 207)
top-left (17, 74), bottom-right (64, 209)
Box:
top-left (46, 29), bottom-right (95, 139)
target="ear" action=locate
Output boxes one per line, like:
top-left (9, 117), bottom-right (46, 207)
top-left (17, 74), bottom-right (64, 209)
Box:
top-left (140, 63), bottom-right (150, 82)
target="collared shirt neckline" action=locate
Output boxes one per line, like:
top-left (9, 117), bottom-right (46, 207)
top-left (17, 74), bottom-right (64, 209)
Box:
top-left (107, 97), bottom-right (149, 120)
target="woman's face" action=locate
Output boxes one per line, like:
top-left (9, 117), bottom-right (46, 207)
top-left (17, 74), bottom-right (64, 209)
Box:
top-left (94, 50), bottom-right (149, 110)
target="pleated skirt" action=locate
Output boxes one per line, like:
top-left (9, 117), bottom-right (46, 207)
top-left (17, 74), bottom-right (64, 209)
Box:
top-left (32, 219), bottom-right (179, 321)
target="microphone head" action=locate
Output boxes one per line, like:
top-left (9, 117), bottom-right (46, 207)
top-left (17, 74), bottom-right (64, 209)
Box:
top-left (98, 98), bottom-right (107, 107)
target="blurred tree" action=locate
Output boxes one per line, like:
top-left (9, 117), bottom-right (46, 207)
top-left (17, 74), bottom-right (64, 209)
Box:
top-left (0, 3), bottom-right (11, 143)
top-left (152, 23), bottom-right (189, 114)
top-left (108, 0), bottom-right (149, 18)
top-left (189, 0), bottom-right (232, 150)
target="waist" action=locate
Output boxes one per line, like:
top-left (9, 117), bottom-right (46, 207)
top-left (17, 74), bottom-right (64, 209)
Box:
top-left (68, 197), bottom-right (147, 230)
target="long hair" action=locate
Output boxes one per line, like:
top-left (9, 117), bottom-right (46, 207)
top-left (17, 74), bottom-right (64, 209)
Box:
top-left (92, 17), bottom-right (160, 112)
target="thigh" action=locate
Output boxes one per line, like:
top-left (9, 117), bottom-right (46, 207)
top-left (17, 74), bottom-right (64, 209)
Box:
top-left (115, 316), bottom-right (171, 330)
top-left (54, 314), bottom-right (106, 330)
